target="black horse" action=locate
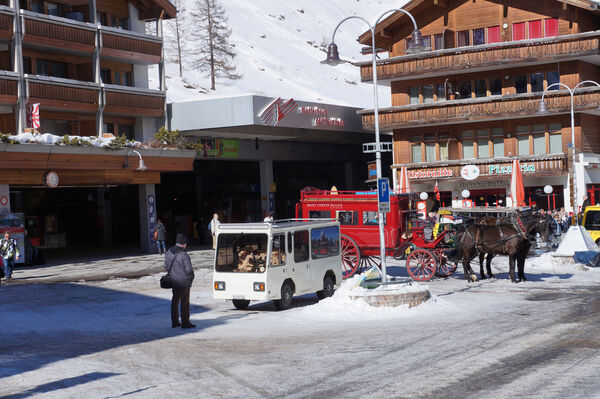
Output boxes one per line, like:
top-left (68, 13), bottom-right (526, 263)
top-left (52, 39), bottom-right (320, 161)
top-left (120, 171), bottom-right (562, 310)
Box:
top-left (476, 214), bottom-right (550, 280)
top-left (454, 220), bottom-right (535, 283)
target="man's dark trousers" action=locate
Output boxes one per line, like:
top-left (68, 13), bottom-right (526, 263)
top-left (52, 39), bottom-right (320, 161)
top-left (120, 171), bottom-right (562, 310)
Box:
top-left (171, 287), bottom-right (191, 325)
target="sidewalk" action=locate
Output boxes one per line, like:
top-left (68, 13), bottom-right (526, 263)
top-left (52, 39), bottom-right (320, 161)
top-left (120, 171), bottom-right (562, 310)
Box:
top-left (4, 248), bottom-right (215, 285)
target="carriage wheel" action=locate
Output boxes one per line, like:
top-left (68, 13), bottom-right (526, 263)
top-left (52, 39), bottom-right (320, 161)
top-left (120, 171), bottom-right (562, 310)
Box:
top-left (340, 234), bottom-right (360, 279)
top-left (436, 259), bottom-right (458, 277)
top-left (406, 249), bottom-right (437, 281)
top-left (360, 255), bottom-right (381, 273)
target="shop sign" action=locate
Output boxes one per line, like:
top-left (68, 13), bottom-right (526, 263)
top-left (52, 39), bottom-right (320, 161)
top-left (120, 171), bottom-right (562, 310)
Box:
top-left (298, 106), bottom-right (345, 128)
top-left (489, 163), bottom-right (536, 175)
top-left (260, 97), bottom-right (298, 125)
top-left (461, 165), bottom-right (480, 181)
top-left (198, 138), bottom-right (239, 158)
top-left (408, 168), bottom-right (453, 179)
top-left (367, 162), bottom-right (377, 180)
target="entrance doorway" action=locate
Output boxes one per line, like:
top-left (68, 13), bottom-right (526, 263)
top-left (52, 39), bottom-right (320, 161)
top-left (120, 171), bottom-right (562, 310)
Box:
top-left (470, 189), bottom-right (506, 207)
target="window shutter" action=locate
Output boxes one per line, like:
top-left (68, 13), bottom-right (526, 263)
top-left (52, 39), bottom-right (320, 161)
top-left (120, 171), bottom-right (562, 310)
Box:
top-left (528, 20), bottom-right (542, 39)
top-left (512, 22), bottom-right (526, 41)
top-left (545, 18), bottom-right (558, 37)
top-left (487, 26), bottom-right (501, 43)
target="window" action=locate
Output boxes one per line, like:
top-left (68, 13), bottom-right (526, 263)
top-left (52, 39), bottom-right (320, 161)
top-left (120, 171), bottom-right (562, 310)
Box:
top-left (271, 234), bottom-right (286, 266)
top-left (439, 133), bottom-right (449, 161)
top-left (549, 123), bottom-right (562, 153)
top-left (548, 71), bottom-right (559, 90)
top-left (512, 22), bottom-right (526, 40)
top-left (97, 12), bottom-right (107, 25)
top-left (492, 127), bottom-right (504, 157)
top-left (487, 26), bottom-right (501, 43)
top-left (309, 211), bottom-right (330, 218)
top-left (103, 122), bottom-right (114, 134)
top-left (462, 130), bottom-right (474, 159)
top-left (337, 211), bottom-right (358, 225)
top-left (475, 80), bottom-right (486, 97)
top-left (122, 71), bottom-right (133, 86)
top-left (408, 86), bottom-right (419, 104)
top-left (545, 18), bottom-right (558, 37)
top-left (46, 2), bottom-right (59, 16)
top-left (23, 57), bottom-right (31, 74)
top-left (528, 20), bottom-right (542, 39)
top-left (515, 75), bottom-right (527, 94)
top-left (490, 77), bottom-right (502, 95)
top-left (215, 233), bottom-right (268, 273)
top-left (118, 124), bottom-right (134, 140)
top-left (311, 226), bottom-right (339, 259)
top-left (473, 28), bottom-right (485, 45)
top-left (517, 125), bottom-right (530, 155)
top-left (100, 68), bottom-right (111, 84)
top-left (459, 80), bottom-right (471, 99)
top-left (530, 72), bottom-right (544, 92)
top-left (434, 33), bottom-right (444, 50)
top-left (476, 129), bottom-right (490, 158)
top-left (119, 17), bottom-right (129, 30)
top-left (410, 135), bottom-right (422, 163)
top-left (30, 0), bottom-right (42, 13)
top-left (423, 85), bottom-right (434, 103)
top-left (532, 124), bottom-right (545, 155)
top-left (405, 37), bottom-right (412, 51)
top-left (424, 135), bottom-right (436, 162)
top-left (114, 71), bottom-right (121, 86)
top-left (293, 230), bottom-right (309, 263)
top-left (363, 211), bottom-right (379, 226)
top-left (457, 30), bottom-right (470, 47)
top-left (111, 16), bottom-right (118, 27)
top-left (51, 61), bottom-right (66, 78)
top-left (422, 35), bottom-right (431, 51)
top-left (436, 84), bottom-right (446, 101)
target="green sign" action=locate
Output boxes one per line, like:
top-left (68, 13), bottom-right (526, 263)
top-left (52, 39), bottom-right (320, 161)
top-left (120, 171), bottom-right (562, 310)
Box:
top-left (198, 138), bottom-right (239, 158)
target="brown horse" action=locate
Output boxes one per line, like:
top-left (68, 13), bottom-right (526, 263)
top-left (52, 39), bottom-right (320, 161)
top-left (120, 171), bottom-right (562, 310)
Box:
top-left (454, 222), bottom-right (532, 283)
top-left (476, 214), bottom-right (550, 279)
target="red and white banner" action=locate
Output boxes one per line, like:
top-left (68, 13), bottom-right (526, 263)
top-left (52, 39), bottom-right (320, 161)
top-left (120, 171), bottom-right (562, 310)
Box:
top-left (26, 103), bottom-right (40, 129)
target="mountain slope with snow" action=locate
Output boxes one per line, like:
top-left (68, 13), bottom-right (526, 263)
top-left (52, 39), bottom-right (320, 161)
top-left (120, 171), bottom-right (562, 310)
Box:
top-left (152, 0), bottom-right (409, 107)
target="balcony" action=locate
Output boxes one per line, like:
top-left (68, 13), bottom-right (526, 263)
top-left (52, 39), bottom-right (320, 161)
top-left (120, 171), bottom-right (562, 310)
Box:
top-left (360, 87), bottom-right (600, 130)
top-left (21, 11), bottom-right (96, 54)
top-left (360, 31), bottom-right (600, 82)
top-left (100, 27), bottom-right (162, 64)
top-left (0, 71), bottom-right (18, 104)
top-left (26, 75), bottom-right (99, 112)
top-left (0, 6), bottom-right (14, 40)
top-left (103, 85), bottom-right (164, 117)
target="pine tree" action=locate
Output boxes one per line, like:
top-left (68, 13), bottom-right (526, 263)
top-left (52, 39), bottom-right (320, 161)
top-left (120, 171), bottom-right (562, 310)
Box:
top-left (190, 0), bottom-right (241, 90)
top-left (162, 0), bottom-right (186, 78)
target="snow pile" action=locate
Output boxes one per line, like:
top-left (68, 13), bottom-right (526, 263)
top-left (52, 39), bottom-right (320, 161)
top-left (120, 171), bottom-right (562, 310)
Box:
top-left (6, 132), bottom-right (141, 148)
top-left (155, 0), bottom-right (408, 107)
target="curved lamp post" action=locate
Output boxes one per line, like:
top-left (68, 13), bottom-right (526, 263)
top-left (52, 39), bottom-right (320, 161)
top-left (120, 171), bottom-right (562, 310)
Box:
top-left (538, 80), bottom-right (600, 225)
top-left (123, 150), bottom-right (147, 171)
top-left (322, 9), bottom-right (429, 282)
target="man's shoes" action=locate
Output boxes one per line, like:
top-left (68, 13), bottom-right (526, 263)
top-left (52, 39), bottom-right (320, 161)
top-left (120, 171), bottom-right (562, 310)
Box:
top-left (181, 323), bottom-right (196, 329)
top-left (172, 322), bottom-right (182, 328)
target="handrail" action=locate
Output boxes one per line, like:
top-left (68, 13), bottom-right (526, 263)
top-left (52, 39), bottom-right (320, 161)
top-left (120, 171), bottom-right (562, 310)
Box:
top-left (21, 9), bottom-right (96, 31)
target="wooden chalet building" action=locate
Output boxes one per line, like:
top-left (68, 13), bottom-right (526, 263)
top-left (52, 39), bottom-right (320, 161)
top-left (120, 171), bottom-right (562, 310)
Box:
top-left (0, 0), bottom-right (195, 255)
top-left (358, 0), bottom-right (600, 211)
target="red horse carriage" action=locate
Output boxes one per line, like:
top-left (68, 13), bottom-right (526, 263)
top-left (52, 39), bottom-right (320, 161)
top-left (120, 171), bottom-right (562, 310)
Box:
top-left (295, 189), bottom-right (458, 281)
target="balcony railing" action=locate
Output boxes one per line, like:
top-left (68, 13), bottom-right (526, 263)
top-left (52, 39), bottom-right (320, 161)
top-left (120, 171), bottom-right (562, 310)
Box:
top-left (0, 6), bottom-right (14, 40)
top-left (103, 85), bottom-right (164, 117)
top-left (22, 10), bottom-right (96, 54)
top-left (26, 75), bottom-right (99, 112)
top-left (0, 71), bottom-right (18, 104)
top-left (360, 31), bottom-right (600, 82)
top-left (360, 88), bottom-right (600, 130)
top-left (100, 27), bottom-right (162, 64)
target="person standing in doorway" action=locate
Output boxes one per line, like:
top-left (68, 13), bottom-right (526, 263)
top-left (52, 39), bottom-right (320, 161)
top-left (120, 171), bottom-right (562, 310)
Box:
top-left (0, 231), bottom-right (19, 283)
top-left (263, 213), bottom-right (274, 223)
top-left (165, 233), bottom-right (195, 329)
top-left (154, 219), bottom-right (166, 255)
top-left (210, 213), bottom-right (220, 250)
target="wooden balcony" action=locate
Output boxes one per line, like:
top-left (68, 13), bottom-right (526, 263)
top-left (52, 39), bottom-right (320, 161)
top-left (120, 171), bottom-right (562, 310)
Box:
top-left (103, 85), bottom-right (164, 117)
top-left (22, 11), bottom-right (96, 54)
top-left (0, 7), bottom-right (14, 40)
top-left (360, 88), bottom-right (600, 130)
top-left (360, 31), bottom-right (600, 82)
top-left (100, 27), bottom-right (162, 64)
top-left (0, 71), bottom-right (18, 104)
top-left (26, 75), bottom-right (99, 112)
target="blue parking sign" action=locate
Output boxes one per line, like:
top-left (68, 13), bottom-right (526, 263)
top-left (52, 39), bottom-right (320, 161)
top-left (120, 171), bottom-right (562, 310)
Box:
top-left (378, 178), bottom-right (390, 213)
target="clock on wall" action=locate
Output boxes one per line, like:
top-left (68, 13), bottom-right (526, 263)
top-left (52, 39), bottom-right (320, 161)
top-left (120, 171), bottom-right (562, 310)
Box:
top-left (43, 171), bottom-right (59, 188)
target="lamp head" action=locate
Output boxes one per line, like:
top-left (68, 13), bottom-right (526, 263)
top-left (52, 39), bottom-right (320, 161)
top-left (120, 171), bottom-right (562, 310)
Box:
top-left (137, 159), bottom-right (147, 171)
top-left (538, 100), bottom-right (549, 114)
top-left (321, 42), bottom-right (345, 66)
top-left (406, 29), bottom-right (431, 54)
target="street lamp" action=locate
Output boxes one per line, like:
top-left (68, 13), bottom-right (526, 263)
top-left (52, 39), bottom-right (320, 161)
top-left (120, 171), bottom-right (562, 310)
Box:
top-left (323, 9), bottom-right (429, 283)
top-left (123, 150), bottom-right (147, 171)
top-left (538, 80), bottom-right (600, 225)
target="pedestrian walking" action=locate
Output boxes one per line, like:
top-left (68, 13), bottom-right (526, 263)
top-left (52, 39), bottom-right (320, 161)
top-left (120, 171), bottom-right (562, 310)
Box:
top-left (154, 219), bottom-right (166, 255)
top-left (0, 231), bottom-right (19, 283)
top-left (165, 233), bottom-right (195, 329)
top-left (210, 213), bottom-right (220, 250)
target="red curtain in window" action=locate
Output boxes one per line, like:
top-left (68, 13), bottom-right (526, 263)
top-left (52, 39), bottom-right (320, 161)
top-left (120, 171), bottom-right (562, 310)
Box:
top-left (545, 18), bottom-right (558, 37)
top-left (529, 20), bottom-right (542, 39)
top-left (487, 26), bottom-right (501, 43)
top-left (512, 22), bottom-right (526, 41)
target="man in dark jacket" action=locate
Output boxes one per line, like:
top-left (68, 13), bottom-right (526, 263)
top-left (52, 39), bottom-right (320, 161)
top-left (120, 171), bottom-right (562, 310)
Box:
top-left (164, 233), bottom-right (195, 329)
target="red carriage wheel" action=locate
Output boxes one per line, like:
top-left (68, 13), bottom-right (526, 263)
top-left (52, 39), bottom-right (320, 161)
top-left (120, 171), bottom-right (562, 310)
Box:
top-left (436, 257), bottom-right (458, 277)
top-left (340, 234), bottom-right (360, 279)
top-left (360, 255), bottom-right (381, 273)
top-left (406, 249), bottom-right (437, 281)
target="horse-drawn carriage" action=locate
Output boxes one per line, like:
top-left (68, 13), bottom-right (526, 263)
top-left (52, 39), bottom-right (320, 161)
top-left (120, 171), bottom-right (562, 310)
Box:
top-left (295, 189), bottom-right (458, 281)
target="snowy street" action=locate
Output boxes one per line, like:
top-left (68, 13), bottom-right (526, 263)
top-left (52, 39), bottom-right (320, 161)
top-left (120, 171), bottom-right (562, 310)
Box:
top-left (1, 253), bottom-right (600, 398)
